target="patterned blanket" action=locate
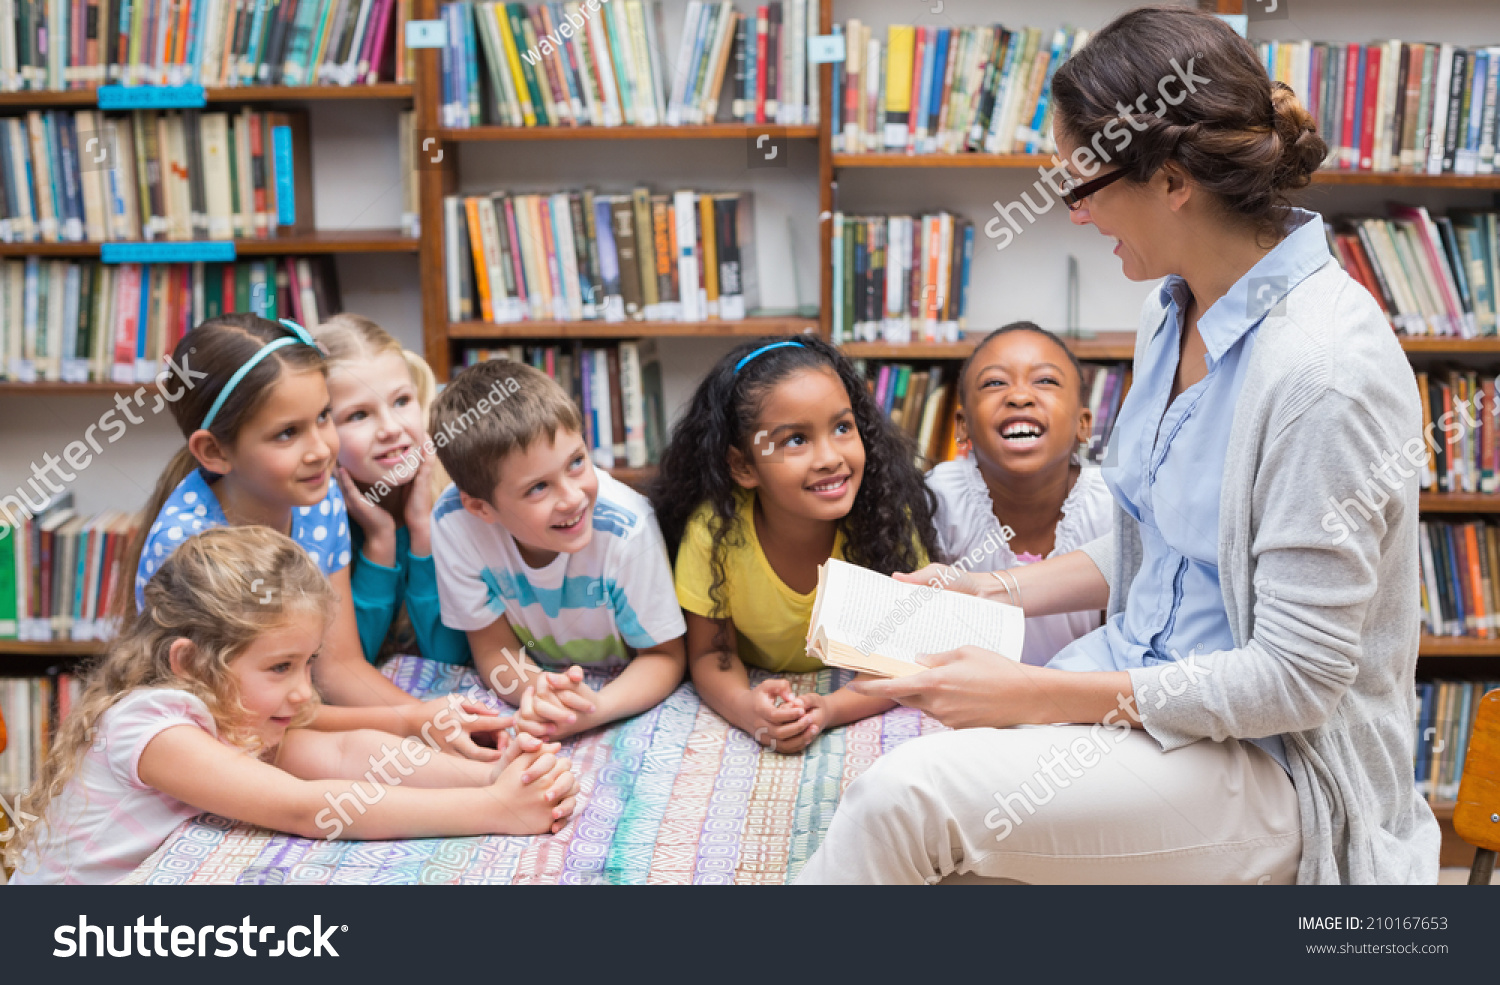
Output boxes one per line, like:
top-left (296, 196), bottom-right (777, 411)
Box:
top-left (125, 656), bottom-right (944, 885)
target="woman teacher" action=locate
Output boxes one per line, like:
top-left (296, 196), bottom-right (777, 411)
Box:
top-left (797, 6), bottom-right (1439, 885)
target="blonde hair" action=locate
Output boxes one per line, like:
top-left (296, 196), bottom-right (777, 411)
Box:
top-left (5, 526), bottom-right (334, 870)
top-left (314, 313), bottom-right (450, 504)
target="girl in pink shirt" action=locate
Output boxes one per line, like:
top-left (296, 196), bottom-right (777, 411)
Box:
top-left (5, 526), bottom-right (577, 885)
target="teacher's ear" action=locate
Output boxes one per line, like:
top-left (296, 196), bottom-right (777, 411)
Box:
top-left (1160, 162), bottom-right (1194, 214)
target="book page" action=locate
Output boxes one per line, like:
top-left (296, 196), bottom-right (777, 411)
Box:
top-left (819, 559), bottom-right (1024, 665)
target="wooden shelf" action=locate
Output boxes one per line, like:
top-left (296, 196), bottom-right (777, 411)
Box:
top-left (1397, 335), bottom-right (1500, 353)
top-left (0, 381), bottom-right (161, 394)
top-left (449, 316), bottom-right (819, 340)
top-left (0, 229), bottom-right (418, 257)
top-left (838, 333), bottom-right (1500, 362)
top-left (1419, 635), bottom-right (1500, 657)
top-left (607, 466), bottom-right (657, 491)
top-left (440, 123), bottom-right (820, 142)
top-left (1420, 492), bottom-right (1500, 512)
top-left (0, 83), bottom-right (414, 107)
top-left (833, 152), bottom-right (1049, 169)
top-left (0, 640), bottom-right (107, 656)
top-left (833, 152), bottom-right (1500, 188)
top-left (840, 332), bottom-right (1137, 362)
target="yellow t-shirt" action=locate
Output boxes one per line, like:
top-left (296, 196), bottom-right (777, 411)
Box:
top-left (674, 490), bottom-right (929, 673)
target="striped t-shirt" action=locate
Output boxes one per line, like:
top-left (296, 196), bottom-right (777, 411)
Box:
top-left (431, 470), bottom-right (685, 668)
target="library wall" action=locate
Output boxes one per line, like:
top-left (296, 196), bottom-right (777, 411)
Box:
top-left (6, 0), bottom-right (1500, 518)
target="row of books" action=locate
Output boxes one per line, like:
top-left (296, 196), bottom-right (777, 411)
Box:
top-left (0, 107), bottom-right (314, 244)
top-left (830, 212), bottom-right (973, 345)
top-left (853, 361), bottom-right (958, 469)
top-left (1415, 369), bottom-right (1500, 496)
top-left (0, 0), bottom-right (416, 91)
top-left (1326, 207), bottom-right (1499, 339)
top-left (1080, 361), bottom-right (1128, 467)
top-left (1414, 679), bottom-right (1498, 802)
top-left (444, 187), bottom-right (757, 324)
top-left (832, 20), bottom-right (1087, 157)
top-left (441, 1), bottom-right (819, 129)
top-left (1261, 40), bottom-right (1500, 176)
top-left (0, 496), bottom-right (136, 644)
top-left (0, 255), bottom-right (342, 383)
top-left (0, 675), bottom-right (82, 798)
top-left (459, 340), bottom-right (668, 469)
top-left (1418, 520), bottom-right (1500, 639)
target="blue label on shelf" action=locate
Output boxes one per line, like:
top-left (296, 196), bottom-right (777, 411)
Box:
top-left (405, 19), bottom-right (448, 49)
top-left (273, 126), bottom-right (296, 227)
top-left (807, 35), bottom-right (846, 65)
top-left (100, 242), bottom-right (237, 263)
top-left (97, 84), bottom-right (208, 110)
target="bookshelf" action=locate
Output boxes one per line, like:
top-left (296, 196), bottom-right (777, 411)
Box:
top-left (4, 0), bottom-right (1499, 867)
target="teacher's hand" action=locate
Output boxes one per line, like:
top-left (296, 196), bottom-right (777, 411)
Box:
top-left (892, 563), bottom-right (996, 599)
top-left (849, 646), bottom-right (1047, 729)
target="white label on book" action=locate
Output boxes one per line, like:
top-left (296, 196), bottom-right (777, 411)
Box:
top-left (807, 34), bottom-right (846, 65)
top-left (9, 358), bottom-right (35, 383)
top-left (406, 20), bottom-right (448, 49)
top-left (136, 359), bottom-right (156, 384)
top-left (61, 359), bottom-right (90, 383)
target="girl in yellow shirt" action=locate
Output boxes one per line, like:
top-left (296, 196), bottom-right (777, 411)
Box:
top-left (652, 336), bottom-right (937, 753)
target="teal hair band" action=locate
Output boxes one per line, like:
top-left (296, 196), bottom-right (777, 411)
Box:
top-left (198, 319), bottom-right (318, 432)
top-left (734, 340), bottom-right (805, 375)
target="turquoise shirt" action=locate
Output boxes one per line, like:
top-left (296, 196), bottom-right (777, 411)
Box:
top-left (350, 522), bottom-right (472, 666)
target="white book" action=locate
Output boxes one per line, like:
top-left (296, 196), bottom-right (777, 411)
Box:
top-left (666, 1), bottom-right (703, 125)
top-left (551, 193), bottom-right (583, 321)
top-left (0, 0), bottom-right (16, 91)
top-left (807, 559), bottom-right (1026, 678)
top-left (618, 341), bottom-right (648, 468)
top-left (644, 1), bottom-right (671, 127)
top-left (805, 0), bottom-right (819, 125)
top-left (673, 190), bottom-right (702, 321)
top-left (590, 348), bottom-right (614, 468)
top-left (586, 6), bottom-right (624, 127)
top-left (444, 197), bottom-right (467, 322)
top-left (1427, 47), bottom-right (1454, 175)
top-left (200, 113), bottom-right (233, 240)
top-left (783, 0), bottom-right (804, 125)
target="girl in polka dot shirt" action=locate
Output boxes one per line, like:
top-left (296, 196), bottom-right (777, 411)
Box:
top-left (119, 315), bottom-right (507, 760)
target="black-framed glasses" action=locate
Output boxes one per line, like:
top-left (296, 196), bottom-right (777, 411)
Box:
top-left (1061, 168), bottom-right (1129, 210)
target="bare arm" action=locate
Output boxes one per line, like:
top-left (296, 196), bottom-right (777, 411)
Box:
top-left (276, 727), bottom-right (569, 793)
top-left (684, 612), bottom-right (808, 749)
top-left (138, 724), bottom-right (574, 840)
top-left (467, 615), bottom-right (548, 707)
top-left (894, 548), bottom-right (1110, 618)
top-left (312, 568), bottom-right (421, 707)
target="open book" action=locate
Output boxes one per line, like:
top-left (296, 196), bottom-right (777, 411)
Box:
top-left (805, 559), bottom-right (1026, 678)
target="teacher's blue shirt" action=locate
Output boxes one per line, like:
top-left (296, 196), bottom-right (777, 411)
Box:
top-left (1049, 208), bottom-right (1334, 775)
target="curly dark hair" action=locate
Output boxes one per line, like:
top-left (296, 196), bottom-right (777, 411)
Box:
top-left (650, 335), bottom-right (938, 658)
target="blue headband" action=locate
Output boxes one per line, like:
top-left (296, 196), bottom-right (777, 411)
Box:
top-left (199, 319), bottom-right (319, 432)
top-left (734, 340), bottom-right (805, 375)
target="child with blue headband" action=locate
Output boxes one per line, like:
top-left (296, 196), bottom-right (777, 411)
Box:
top-left (650, 336), bottom-right (940, 753)
top-left (119, 314), bottom-right (509, 762)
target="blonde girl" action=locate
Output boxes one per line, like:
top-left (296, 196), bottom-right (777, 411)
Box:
top-left (7, 527), bottom-right (576, 885)
top-left (314, 314), bottom-right (468, 667)
top-left (121, 313), bottom-right (502, 758)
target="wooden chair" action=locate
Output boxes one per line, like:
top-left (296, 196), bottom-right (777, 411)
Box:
top-left (1455, 688), bottom-right (1500, 885)
top-left (0, 705), bottom-right (8, 878)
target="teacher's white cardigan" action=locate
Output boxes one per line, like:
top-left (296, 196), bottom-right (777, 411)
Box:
top-left (1079, 258), bottom-right (1442, 884)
